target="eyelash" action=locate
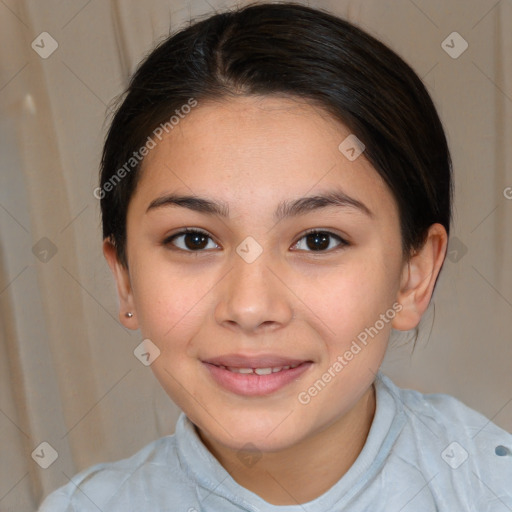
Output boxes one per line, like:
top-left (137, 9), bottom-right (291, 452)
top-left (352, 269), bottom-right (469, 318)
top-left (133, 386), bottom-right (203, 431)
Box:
top-left (162, 228), bottom-right (349, 254)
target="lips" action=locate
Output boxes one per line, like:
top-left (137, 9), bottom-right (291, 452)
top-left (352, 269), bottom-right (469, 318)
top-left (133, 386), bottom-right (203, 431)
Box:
top-left (202, 354), bottom-right (313, 396)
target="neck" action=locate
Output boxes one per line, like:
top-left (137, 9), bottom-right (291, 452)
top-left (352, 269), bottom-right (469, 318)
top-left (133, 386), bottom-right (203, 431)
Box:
top-left (197, 383), bottom-right (376, 505)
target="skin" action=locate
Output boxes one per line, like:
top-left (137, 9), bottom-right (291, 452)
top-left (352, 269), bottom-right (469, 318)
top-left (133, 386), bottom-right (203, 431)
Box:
top-left (103, 95), bottom-right (447, 505)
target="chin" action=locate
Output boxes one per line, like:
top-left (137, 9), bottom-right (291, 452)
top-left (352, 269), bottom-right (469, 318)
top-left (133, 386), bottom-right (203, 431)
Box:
top-left (197, 408), bottom-right (313, 453)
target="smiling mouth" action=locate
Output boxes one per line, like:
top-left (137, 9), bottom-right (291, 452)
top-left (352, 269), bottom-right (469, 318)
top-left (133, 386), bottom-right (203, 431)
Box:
top-left (202, 358), bottom-right (313, 396)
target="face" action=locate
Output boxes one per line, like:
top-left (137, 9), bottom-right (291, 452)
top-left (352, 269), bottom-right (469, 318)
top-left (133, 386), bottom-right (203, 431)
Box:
top-left (119, 96), bottom-right (406, 452)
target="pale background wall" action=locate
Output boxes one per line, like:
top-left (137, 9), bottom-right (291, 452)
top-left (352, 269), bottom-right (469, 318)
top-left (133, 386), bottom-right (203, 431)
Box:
top-left (0, 0), bottom-right (510, 510)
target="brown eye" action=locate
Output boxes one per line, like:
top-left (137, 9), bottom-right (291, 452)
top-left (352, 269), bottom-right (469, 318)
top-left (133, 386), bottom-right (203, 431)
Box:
top-left (165, 229), bottom-right (219, 252)
top-left (292, 231), bottom-right (348, 252)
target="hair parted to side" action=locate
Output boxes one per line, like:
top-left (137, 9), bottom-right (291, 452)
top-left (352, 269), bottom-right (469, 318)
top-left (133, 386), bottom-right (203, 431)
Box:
top-left (100, 1), bottom-right (452, 269)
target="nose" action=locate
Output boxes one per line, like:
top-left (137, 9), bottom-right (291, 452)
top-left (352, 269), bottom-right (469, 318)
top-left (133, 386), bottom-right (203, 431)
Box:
top-left (214, 251), bottom-right (294, 334)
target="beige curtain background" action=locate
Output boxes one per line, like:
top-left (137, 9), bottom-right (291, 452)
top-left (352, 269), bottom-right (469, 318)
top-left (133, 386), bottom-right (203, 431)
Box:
top-left (0, 0), bottom-right (510, 510)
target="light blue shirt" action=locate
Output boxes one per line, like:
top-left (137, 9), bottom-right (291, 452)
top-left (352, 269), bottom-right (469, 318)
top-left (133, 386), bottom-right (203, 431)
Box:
top-left (38, 372), bottom-right (512, 511)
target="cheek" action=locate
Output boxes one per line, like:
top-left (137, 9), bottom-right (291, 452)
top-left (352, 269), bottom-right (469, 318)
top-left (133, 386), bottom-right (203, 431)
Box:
top-left (323, 259), bottom-right (396, 309)
top-left (130, 254), bottom-right (211, 342)
top-left (308, 254), bottom-right (399, 355)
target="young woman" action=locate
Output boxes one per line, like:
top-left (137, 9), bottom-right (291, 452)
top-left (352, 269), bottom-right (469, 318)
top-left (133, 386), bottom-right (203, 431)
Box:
top-left (39, 2), bottom-right (511, 510)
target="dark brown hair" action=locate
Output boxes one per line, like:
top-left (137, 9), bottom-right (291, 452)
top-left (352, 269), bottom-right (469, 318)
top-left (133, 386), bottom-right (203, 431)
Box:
top-left (99, 2), bottom-right (452, 268)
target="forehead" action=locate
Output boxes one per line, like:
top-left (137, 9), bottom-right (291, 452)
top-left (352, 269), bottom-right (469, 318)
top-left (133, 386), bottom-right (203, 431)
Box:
top-left (131, 95), bottom-right (397, 218)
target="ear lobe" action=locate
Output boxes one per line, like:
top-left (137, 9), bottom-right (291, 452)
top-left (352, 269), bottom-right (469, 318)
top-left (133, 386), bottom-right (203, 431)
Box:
top-left (102, 238), bottom-right (139, 329)
top-left (392, 223), bottom-right (448, 331)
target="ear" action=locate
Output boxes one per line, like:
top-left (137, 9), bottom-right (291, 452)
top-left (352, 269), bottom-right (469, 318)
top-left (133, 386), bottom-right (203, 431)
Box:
top-left (392, 223), bottom-right (448, 331)
top-left (102, 238), bottom-right (139, 330)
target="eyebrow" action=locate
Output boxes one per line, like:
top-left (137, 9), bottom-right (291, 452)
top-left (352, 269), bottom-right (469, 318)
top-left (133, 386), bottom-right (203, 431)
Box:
top-left (146, 194), bottom-right (230, 217)
top-left (145, 189), bottom-right (373, 220)
top-left (275, 190), bottom-right (373, 220)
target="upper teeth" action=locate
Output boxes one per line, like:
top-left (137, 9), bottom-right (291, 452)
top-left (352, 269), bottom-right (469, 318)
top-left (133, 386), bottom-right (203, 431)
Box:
top-left (219, 364), bottom-right (300, 375)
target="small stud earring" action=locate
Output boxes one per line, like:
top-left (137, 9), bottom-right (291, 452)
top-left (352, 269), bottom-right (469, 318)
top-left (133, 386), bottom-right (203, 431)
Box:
top-left (125, 312), bottom-right (133, 318)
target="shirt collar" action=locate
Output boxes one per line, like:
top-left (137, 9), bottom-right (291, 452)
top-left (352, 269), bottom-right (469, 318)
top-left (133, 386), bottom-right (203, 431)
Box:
top-left (174, 371), bottom-right (407, 511)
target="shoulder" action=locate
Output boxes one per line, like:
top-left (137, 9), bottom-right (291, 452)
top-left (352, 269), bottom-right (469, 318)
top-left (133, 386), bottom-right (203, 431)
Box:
top-left (379, 373), bottom-right (512, 509)
top-left (388, 374), bottom-right (510, 443)
top-left (38, 433), bottom-right (194, 511)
